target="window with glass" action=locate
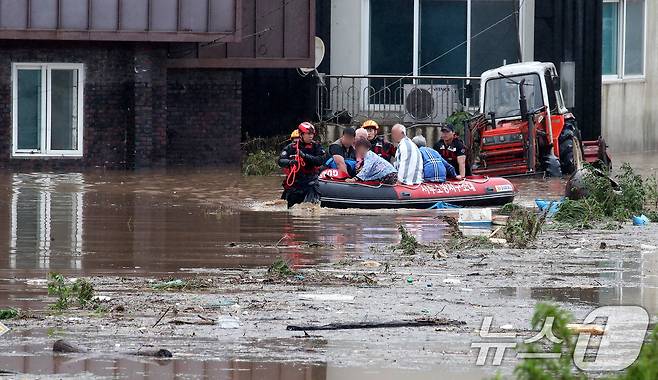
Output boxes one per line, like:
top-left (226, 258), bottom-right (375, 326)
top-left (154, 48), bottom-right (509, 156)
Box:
top-left (602, 0), bottom-right (645, 79)
top-left (12, 63), bottom-right (84, 157)
top-left (369, 0), bottom-right (518, 77)
top-left (483, 74), bottom-right (543, 118)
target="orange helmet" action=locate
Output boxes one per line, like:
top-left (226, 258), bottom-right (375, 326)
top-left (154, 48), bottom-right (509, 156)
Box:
top-left (290, 129), bottom-right (300, 139)
top-left (298, 122), bottom-right (316, 135)
top-left (362, 119), bottom-right (379, 130)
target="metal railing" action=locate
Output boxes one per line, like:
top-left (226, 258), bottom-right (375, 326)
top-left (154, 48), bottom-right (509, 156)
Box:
top-left (316, 74), bottom-right (481, 127)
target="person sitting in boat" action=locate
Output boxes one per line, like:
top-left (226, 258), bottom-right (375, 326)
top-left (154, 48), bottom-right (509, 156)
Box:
top-left (345, 138), bottom-right (398, 185)
top-left (325, 127), bottom-right (357, 176)
top-left (355, 127), bottom-right (369, 141)
top-left (412, 135), bottom-right (460, 183)
top-left (278, 122), bottom-right (326, 208)
top-left (434, 124), bottom-right (467, 177)
top-left (362, 120), bottom-right (396, 163)
top-left (390, 124), bottom-right (424, 185)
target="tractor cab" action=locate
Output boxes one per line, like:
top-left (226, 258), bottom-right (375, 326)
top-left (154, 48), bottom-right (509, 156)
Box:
top-left (469, 62), bottom-right (609, 177)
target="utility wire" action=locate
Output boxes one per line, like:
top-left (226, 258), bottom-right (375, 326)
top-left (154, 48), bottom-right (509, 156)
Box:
top-left (366, 0), bottom-right (527, 101)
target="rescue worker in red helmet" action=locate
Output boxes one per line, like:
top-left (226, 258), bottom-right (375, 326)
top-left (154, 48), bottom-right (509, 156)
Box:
top-left (362, 120), bottom-right (396, 163)
top-left (277, 122), bottom-right (326, 208)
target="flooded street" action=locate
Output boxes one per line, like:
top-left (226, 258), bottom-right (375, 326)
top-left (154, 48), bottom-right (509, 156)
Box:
top-left (0, 153), bottom-right (657, 379)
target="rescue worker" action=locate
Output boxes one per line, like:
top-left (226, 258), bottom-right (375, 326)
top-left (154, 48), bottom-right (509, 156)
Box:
top-left (412, 135), bottom-right (459, 183)
top-left (280, 129), bottom-right (301, 180)
top-left (289, 129), bottom-right (300, 144)
top-left (278, 122), bottom-right (326, 208)
top-left (433, 124), bottom-right (467, 177)
top-left (325, 127), bottom-right (357, 176)
top-left (362, 120), bottom-right (396, 163)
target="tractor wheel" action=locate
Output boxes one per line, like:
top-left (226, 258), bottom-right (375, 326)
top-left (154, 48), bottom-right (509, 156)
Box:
top-left (559, 137), bottom-right (576, 175)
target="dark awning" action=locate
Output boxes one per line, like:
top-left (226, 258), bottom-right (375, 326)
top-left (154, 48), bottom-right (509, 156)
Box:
top-left (0, 0), bottom-right (239, 42)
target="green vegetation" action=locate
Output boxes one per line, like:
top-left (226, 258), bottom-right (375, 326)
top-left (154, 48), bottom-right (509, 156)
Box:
top-left (241, 133), bottom-right (292, 176)
top-left (512, 303), bottom-right (585, 380)
top-left (150, 278), bottom-right (212, 291)
top-left (499, 202), bottom-right (524, 216)
top-left (242, 150), bottom-right (280, 176)
top-left (0, 308), bottom-right (18, 320)
top-left (503, 206), bottom-right (547, 248)
top-left (47, 273), bottom-right (95, 311)
top-left (268, 257), bottom-right (296, 277)
top-left (397, 225), bottom-right (420, 255)
top-left (497, 302), bottom-right (658, 380)
top-left (553, 198), bottom-right (604, 229)
top-left (615, 323), bottom-right (658, 380)
top-left (446, 110), bottom-right (471, 137)
top-left (556, 163), bottom-right (658, 227)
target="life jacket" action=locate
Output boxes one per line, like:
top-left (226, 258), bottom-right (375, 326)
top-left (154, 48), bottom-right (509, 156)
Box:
top-left (370, 136), bottom-right (396, 161)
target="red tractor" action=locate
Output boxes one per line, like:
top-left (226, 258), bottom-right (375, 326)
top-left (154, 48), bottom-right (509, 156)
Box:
top-left (467, 62), bottom-right (611, 177)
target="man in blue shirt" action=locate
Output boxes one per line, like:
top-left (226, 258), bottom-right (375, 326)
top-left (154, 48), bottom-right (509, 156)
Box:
top-left (412, 135), bottom-right (460, 183)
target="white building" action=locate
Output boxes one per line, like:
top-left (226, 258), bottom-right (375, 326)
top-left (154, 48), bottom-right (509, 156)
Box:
top-left (325, 0), bottom-right (654, 153)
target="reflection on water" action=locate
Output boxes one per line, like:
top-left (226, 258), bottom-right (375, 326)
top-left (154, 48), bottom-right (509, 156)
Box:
top-left (0, 354), bottom-right (486, 380)
top-left (0, 172), bottom-right (455, 275)
top-left (1, 355), bottom-right (326, 379)
top-left (10, 174), bottom-right (85, 269)
top-left (496, 252), bottom-right (658, 315)
top-left (0, 170), bottom-right (456, 312)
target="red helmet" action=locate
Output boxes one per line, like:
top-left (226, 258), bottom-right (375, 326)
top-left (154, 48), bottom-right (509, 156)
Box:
top-left (298, 122), bottom-right (315, 135)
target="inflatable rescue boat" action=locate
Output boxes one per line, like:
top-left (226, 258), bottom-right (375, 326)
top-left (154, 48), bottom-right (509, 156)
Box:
top-left (318, 169), bottom-right (516, 209)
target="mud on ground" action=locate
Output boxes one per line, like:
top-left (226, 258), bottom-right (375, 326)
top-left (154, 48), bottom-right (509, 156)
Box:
top-left (3, 222), bottom-right (657, 379)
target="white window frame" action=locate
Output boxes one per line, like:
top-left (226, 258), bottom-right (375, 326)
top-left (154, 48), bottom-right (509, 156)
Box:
top-left (602, 0), bottom-right (647, 83)
top-left (10, 173), bottom-right (84, 268)
top-left (11, 62), bottom-right (84, 158)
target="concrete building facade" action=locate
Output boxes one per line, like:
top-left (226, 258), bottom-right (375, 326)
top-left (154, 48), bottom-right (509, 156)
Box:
top-left (601, 0), bottom-right (656, 153)
top-left (325, 0), bottom-right (656, 153)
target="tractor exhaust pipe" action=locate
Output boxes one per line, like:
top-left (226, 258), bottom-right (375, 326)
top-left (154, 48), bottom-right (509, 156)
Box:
top-left (518, 79), bottom-right (528, 118)
top-left (527, 114), bottom-right (536, 173)
top-left (518, 79), bottom-right (535, 172)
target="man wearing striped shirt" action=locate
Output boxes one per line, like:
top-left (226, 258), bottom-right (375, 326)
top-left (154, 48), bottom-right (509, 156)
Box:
top-left (391, 124), bottom-right (424, 185)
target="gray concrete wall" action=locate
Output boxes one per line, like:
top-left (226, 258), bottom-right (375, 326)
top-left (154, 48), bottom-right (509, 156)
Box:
top-left (601, 0), bottom-right (658, 153)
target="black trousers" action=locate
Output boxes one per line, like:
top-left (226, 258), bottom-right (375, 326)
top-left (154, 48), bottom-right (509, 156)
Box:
top-left (281, 176), bottom-right (320, 208)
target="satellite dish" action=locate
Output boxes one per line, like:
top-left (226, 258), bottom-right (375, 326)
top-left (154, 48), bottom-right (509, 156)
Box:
top-left (299, 37), bottom-right (325, 75)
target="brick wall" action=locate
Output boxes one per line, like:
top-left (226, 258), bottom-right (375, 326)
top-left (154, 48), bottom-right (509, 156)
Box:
top-left (0, 40), bottom-right (242, 170)
top-left (167, 69), bottom-right (242, 167)
top-left (0, 40), bottom-right (135, 169)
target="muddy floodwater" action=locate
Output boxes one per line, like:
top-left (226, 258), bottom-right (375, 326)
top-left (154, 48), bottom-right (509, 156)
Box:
top-left (0, 153), bottom-right (657, 379)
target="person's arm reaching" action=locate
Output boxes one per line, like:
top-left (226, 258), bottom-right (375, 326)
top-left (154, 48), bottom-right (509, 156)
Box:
top-left (457, 155), bottom-right (466, 177)
top-left (299, 145), bottom-right (326, 166)
top-left (455, 140), bottom-right (467, 177)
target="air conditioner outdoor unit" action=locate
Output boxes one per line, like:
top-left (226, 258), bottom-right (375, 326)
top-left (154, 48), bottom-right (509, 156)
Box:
top-left (403, 84), bottom-right (460, 124)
